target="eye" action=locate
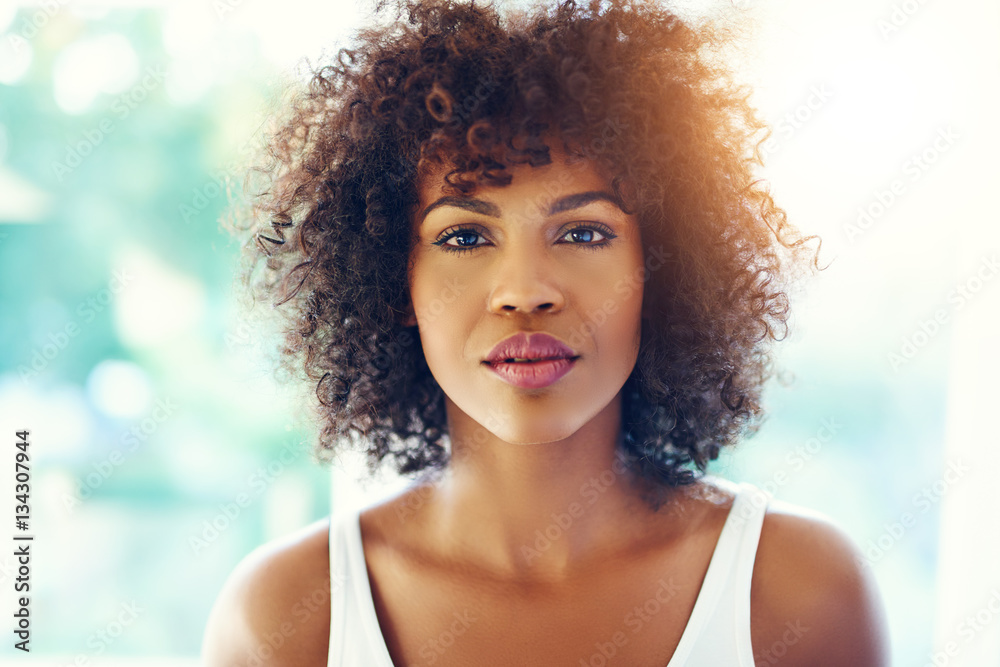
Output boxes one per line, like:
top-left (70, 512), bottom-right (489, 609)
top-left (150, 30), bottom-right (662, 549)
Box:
top-left (432, 226), bottom-right (487, 253)
top-left (432, 223), bottom-right (617, 254)
top-left (559, 223), bottom-right (617, 249)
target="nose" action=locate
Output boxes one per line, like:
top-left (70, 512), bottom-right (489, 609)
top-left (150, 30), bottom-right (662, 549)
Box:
top-left (486, 246), bottom-right (566, 314)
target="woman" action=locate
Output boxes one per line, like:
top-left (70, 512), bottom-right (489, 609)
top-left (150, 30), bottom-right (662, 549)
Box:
top-left (203, 0), bottom-right (890, 664)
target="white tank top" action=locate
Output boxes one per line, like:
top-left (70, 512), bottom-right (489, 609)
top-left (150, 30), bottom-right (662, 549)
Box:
top-left (327, 481), bottom-right (771, 666)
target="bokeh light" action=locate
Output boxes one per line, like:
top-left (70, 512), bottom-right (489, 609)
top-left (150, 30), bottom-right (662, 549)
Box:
top-left (52, 33), bottom-right (140, 114)
top-left (85, 358), bottom-right (154, 420)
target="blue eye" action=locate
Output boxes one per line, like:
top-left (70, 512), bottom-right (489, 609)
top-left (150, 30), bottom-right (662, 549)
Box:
top-left (434, 228), bottom-right (484, 252)
top-left (432, 223), bottom-right (617, 254)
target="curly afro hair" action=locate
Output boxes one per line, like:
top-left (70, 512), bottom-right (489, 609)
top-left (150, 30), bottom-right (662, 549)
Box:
top-left (236, 0), bottom-right (824, 508)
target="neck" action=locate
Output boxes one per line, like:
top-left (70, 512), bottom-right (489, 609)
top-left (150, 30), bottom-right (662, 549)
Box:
top-left (419, 391), bottom-right (678, 584)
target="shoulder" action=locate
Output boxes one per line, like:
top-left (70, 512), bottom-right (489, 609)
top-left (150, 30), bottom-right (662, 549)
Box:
top-left (201, 516), bottom-right (333, 666)
top-left (750, 490), bottom-right (892, 667)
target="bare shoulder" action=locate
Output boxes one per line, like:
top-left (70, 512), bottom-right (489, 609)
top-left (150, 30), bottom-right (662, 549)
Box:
top-left (751, 492), bottom-right (892, 667)
top-left (201, 517), bottom-right (333, 667)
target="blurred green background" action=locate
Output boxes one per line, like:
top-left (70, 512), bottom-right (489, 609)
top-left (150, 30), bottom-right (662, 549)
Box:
top-left (1, 0), bottom-right (996, 664)
top-left (0, 2), bottom-right (343, 661)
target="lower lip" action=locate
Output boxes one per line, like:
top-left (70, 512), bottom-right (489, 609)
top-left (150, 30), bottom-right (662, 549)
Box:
top-left (484, 357), bottom-right (578, 389)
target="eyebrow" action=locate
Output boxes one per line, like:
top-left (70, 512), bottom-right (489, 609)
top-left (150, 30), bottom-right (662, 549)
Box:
top-left (418, 190), bottom-right (625, 224)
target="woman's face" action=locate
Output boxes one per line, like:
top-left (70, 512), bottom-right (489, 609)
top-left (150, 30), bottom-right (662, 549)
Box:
top-left (404, 147), bottom-right (647, 445)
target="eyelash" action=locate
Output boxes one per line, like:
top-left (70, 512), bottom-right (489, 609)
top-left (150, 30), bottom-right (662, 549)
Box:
top-left (432, 223), bottom-right (618, 254)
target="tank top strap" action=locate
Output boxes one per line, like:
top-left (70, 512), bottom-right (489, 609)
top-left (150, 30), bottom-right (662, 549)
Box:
top-left (665, 480), bottom-right (772, 666)
top-left (730, 481), bottom-right (770, 582)
top-left (731, 481), bottom-right (771, 660)
top-left (327, 505), bottom-right (396, 667)
top-left (327, 508), bottom-right (352, 666)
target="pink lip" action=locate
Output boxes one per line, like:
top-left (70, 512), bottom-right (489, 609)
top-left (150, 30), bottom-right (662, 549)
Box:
top-left (486, 357), bottom-right (578, 389)
top-left (482, 332), bottom-right (579, 389)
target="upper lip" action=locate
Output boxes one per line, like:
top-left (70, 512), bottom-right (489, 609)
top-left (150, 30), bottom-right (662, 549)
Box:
top-left (483, 332), bottom-right (579, 364)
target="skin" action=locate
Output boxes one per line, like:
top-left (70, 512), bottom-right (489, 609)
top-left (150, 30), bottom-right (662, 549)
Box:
top-left (201, 144), bottom-right (892, 666)
top-left (398, 143), bottom-right (657, 583)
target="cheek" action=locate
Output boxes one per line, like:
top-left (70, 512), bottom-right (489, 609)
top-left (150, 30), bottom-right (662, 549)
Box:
top-left (614, 286), bottom-right (644, 346)
top-left (408, 254), bottom-right (442, 318)
top-left (410, 264), bottom-right (470, 350)
top-left (410, 251), bottom-right (479, 317)
top-left (604, 259), bottom-right (645, 353)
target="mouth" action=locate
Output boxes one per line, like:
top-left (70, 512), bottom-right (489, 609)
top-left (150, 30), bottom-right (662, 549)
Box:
top-left (481, 331), bottom-right (579, 388)
top-left (482, 356), bottom-right (580, 389)
top-left (484, 355), bottom-right (581, 365)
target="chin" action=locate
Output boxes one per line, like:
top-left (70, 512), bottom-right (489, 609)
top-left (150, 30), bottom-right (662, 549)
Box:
top-left (486, 416), bottom-right (585, 447)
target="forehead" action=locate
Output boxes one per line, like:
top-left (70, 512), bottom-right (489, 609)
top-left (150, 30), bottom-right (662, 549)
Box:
top-left (414, 147), bottom-right (618, 220)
